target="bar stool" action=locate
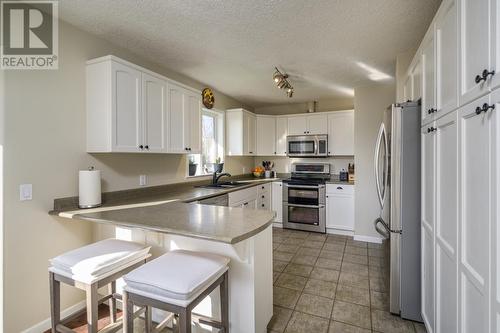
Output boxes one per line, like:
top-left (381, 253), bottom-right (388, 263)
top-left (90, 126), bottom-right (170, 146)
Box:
top-left (122, 250), bottom-right (229, 333)
top-left (48, 238), bottom-right (151, 333)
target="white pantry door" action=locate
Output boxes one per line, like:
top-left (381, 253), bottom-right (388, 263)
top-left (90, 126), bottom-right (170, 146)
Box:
top-left (458, 95), bottom-right (493, 333)
top-left (421, 122), bottom-right (436, 333)
top-left (435, 111), bottom-right (458, 333)
top-left (422, 34), bottom-right (436, 125)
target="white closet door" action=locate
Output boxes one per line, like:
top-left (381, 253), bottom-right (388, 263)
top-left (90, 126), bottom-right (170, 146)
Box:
top-left (459, 0), bottom-right (491, 105)
top-left (421, 123), bottom-right (436, 332)
top-left (435, 111), bottom-right (458, 333)
top-left (490, 88), bottom-right (500, 333)
top-left (458, 95), bottom-right (493, 333)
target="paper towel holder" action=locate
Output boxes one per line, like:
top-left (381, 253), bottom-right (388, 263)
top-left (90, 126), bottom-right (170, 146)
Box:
top-left (78, 166), bottom-right (102, 209)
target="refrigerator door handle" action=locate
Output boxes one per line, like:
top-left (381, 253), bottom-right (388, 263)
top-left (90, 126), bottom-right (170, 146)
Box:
top-left (374, 217), bottom-right (402, 238)
top-left (374, 123), bottom-right (386, 209)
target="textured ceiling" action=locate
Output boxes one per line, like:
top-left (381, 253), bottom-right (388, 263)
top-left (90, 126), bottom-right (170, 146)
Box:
top-left (59, 0), bottom-right (441, 107)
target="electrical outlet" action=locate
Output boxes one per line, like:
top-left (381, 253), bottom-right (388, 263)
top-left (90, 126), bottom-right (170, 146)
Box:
top-left (139, 175), bottom-right (146, 186)
top-left (242, 167), bottom-right (247, 174)
top-left (20, 184), bottom-right (32, 201)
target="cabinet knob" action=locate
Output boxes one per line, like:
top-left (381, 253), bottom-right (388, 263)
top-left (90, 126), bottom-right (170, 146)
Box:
top-left (427, 127), bottom-right (436, 133)
top-left (188, 148), bottom-right (192, 151)
top-left (139, 145), bottom-right (143, 149)
top-left (337, 186), bottom-right (343, 190)
top-left (428, 108), bottom-right (436, 114)
top-left (475, 106), bottom-right (483, 115)
top-left (262, 195), bottom-right (265, 198)
top-left (262, 204), bottom-right (265, 207)
top-left (145, 145), bottom-right (149, 150)
top-left (475, 69), bottom-right (495, 84)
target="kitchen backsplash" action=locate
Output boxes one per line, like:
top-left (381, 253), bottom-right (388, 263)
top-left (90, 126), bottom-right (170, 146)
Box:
top-left (254, 156), bottom-right (354, 175)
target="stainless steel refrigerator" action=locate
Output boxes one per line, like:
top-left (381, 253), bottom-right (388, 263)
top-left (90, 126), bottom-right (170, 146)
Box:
top-left (373, 101), bottom-right (422, 322)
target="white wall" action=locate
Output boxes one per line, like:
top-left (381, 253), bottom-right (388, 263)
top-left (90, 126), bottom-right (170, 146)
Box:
top-left (0, 59), bottom-right (5, 332)
top-left (254, 97), bottom-right (354, 115)
top-left (3, 20), bottom-right (254, 332)
top-left (353, 83), bottom-right (395, 240)
top-left (254, 156), bottom-right (353, 175)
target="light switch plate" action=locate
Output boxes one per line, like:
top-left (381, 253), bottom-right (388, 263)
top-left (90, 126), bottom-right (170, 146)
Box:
top-left (20, 184), bottom-right (32, 201)
top-left (139, 175), bottom-right (146, 186)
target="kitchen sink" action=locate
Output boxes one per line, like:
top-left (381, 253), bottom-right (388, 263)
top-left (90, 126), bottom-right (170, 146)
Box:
top-left (196, 181), bottom-right (248, 189)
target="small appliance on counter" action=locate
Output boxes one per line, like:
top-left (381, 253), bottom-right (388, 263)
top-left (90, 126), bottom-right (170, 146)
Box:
top-left (79, 166), bottom-right (102, 208)
top-left (348, 163), bottom-right (355, 182)
top-left (339, 169), bottom-right (349, 181)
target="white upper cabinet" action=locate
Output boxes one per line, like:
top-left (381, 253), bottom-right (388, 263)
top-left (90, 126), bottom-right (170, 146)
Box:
top-left (167, 83), bottom-right (201, 154)
top-left (86, 56), bottom-right (200, 154)
top-left (287, 114), bottom-right (328, 135)
top-left (275, 117), bottom-right (288, 156)
top-left (411, 58), bottom-right (423, 101)
top-left (403, 75), bottom-right (413, 102)
top-left (112, 61), bottom-right (142, 152)
top-left (422, 33), bottom-right (437, 124)
top-left (307, 114), bottom-right (328, 134)
top-left (256, 115), bottom-right (276, 156)
top-left (287, 116), bottom-right (308, 135)
top-left (459, 0), bottom-right (492, 105)
top-left (226, 108), bottom-right (256, 156)
top-left (87, 57), bottom-right (166, 153)
top-left (491, 0), bottom-right (500, 90)
top-left (327, 110), bottom-right (354, 156)
top-left (142, 73), bottom-right (168, 153)
top-left (436, 0), bottom-right (458, 115)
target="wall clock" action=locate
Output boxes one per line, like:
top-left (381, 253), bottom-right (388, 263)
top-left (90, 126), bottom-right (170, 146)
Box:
top-left (202, 87), bottom-right (215, 109)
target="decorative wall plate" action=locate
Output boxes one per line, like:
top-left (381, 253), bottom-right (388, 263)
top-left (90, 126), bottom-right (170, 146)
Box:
top-left (202, 87), bottom-right (215, 109)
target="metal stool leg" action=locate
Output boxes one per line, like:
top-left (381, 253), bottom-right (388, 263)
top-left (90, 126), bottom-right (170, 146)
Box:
top-left (86, 283), bottom-right (99, 333)
top-left (178, 308), bottom-right (191, 333)
top-left (145, 306), bottom-right (152, 333)
top-left (49, 272), bottom-right (60, 333)
top-left (220, 271), bottom-right (229, 333)
top-left (109, 281), bottom-right (117, 323)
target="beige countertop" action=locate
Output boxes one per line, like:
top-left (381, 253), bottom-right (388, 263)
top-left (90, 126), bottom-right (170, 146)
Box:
top-left (53, 177), bottom-right (280, 244)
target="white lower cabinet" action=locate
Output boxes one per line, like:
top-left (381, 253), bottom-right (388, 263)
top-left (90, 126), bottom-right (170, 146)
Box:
top-left (325, 184), bottom-right (354, 232)
top-left (271, 182), bottom-right (283, 223)
top-left (257, 183), bottom-right (271, 210)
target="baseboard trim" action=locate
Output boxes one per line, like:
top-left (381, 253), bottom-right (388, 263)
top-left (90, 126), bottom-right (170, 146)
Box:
top-left (326, 228), bottom-right (354, 236)
top-left (272, 222), bottom-right (283, 228)
top-left (353, 234), bottom-right (383, 244)
top-left (21, 300), bottom-right (86, 333)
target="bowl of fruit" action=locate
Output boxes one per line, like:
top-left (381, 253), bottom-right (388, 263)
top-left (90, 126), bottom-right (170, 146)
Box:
top-left (252, 166), bottom-right (265, 178)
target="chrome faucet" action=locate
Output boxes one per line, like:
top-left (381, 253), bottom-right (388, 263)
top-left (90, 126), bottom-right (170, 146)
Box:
top-left (213, 172), bottom-right (231, 184)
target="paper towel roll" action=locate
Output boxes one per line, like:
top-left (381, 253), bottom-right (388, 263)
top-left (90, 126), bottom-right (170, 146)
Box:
top-left (79, 168), bottom-right (102, 208)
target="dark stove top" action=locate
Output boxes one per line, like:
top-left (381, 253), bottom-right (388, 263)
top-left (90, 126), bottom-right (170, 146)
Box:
top-left (282, 177), bottom-right (327, 186)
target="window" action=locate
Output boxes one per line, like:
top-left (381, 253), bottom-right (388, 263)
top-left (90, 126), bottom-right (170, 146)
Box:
top-left (187, 109), bottom-right (224, 177)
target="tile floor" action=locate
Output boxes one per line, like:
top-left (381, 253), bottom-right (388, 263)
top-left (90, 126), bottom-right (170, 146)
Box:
top-left (269, 227), bottom-right (427, 333)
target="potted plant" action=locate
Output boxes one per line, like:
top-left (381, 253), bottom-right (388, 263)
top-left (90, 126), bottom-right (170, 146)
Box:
top-left (213, 157), bottom-right (224, 173)
top-left (188, 156), bottom-right (198, 176)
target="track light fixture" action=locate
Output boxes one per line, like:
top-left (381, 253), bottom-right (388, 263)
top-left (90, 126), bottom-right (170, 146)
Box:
top-left (273, 67), bottom-right (294, 98)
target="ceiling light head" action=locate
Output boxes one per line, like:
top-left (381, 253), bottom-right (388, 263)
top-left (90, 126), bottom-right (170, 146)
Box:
top-left (273, 66), bottom-right (295, 98)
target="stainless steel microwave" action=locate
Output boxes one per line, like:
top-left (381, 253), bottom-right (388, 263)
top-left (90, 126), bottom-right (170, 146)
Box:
top-left (286, 135), bottom-right (328, 157)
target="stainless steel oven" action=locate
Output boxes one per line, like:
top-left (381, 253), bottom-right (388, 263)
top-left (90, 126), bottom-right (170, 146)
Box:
top-left (286, 134), bottom-right (328, 157)
top-left (283, 183), bottom-right (326, 233)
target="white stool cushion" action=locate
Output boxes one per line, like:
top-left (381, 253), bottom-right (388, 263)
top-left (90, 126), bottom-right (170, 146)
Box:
top-left (124, 250), bottom-right (229, 302)
top-left (49, 239), bottom-right (151, 282)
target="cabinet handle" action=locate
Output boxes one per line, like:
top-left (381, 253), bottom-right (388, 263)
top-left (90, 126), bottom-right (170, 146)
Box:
top-left (139, 145), bottom-right (144, 149)
top-left (475, 69), bottom-right (495, 84)
top-left (475, 106), bottom-right (483, 115)
top-left (337, 186), bottom-right (343, 190)
top-left (427, 108), bottom-right (436, 114)
top-left (427, 127), bottom-right (436, 133)
top-left (481, 103), bottom-right (495, 113)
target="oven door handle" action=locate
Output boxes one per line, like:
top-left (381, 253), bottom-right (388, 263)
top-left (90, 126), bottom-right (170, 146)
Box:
top-left (284, 203), bottom-right (325, 209)
top-left (284, 184), bottom-right (325, 189)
